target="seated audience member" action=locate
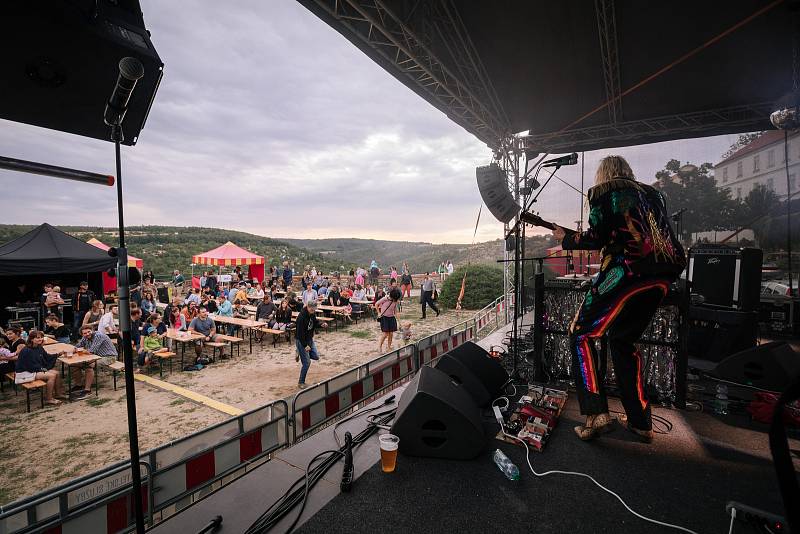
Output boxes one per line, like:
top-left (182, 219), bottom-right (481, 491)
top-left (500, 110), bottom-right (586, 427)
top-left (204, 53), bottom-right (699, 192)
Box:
top-left (216, 294), bottom-right (233, 316)
top-left (138, 325), bottom-right (168, 368)
top-left (147, 312), bottom-right (168, 337)
top-left (164, 297), bottom-right (182, 321)
top-left (168, 306), bottom-right (186, 331)
top-left (15, 330), bottom-right (64, 405)
top-left (317, 282), bottom-right (328, 298)
top-left (302, 285), bottom-right (318, 305)
top-left (228, 300), bottom-right (249, 336)
top-left (251, 283), bottom-right (265, 300)
top-left (327, 284), bottom-right (341, 306)
top-left (44, 314), bottom-right (71, 343)
top-left (188, 306), bottom-right (217, 357)
top-left (234, 283), bottom-right (250, 305)
top-left (202, 293), bottom-right (219, 313)
top-left (365, 284), bottom-right (376, 300)
top-left (73, 325), bottom-right (118, 400)
top-left (182, 302), bottom-right (199, 325)
top-left (185, 288), bottom-right (202, 306)
top-left (373, 285), bottom-right (386, 305)
top-left (98, 304), bottom-right (119, 336)
top-left (141, 291), bottom-right (157, 318)
top-left (254, 295), bottom-right (277, 341)
top-left (274, 298), bottom-right (293, 331)
top-left (82, 300), bottom-right (105, 331)
top-left (286, 291), bottom-right (303, 313)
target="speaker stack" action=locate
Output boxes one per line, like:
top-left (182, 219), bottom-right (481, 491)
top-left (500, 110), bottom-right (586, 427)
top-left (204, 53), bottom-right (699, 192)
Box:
top-left (687, 245), bottom-right (762, 362)
top-left (476, 164), bottom-right (520, 224)
top-left (390, 342), bottom-right (509, 460)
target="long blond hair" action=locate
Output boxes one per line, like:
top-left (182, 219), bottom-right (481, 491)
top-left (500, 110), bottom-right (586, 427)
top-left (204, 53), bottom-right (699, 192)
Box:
top-left (595, 155), bottom-right (635, 185)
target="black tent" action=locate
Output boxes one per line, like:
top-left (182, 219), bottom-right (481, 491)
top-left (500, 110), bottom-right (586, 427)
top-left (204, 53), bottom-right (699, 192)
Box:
top-left (0, 223), bottom-right (115, 276)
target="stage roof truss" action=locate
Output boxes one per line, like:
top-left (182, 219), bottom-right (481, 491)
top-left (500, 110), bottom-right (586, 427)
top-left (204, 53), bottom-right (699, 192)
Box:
top-left (305, 0), bottom-right (511, 147)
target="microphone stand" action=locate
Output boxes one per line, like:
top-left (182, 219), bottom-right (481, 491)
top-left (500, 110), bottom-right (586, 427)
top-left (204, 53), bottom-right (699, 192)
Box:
top-left (110, 116), bottom-right (145, 534)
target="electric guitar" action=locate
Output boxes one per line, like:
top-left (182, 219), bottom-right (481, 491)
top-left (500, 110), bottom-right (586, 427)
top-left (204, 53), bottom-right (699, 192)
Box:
top-left (519, 212), bottom-right (574, 233)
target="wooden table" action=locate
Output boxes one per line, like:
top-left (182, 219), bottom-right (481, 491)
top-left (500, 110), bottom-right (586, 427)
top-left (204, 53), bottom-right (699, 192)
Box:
top-left (57, 352), bottom-right (100, 400)
top-left (43, 343), bottom-right (75, 355)
top-left (42, 336), bottom-right (58, 345)
top-left (209, 315), bottom-right (268, 353)
top-left (165, 329), bottom-right (206, 366)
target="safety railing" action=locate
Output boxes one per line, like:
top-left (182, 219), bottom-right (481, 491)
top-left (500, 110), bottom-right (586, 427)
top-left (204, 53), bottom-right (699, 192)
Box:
top-left (0, 293), bottom-right (507, 534)
top-left (0, 399), bottom-right (289, 534)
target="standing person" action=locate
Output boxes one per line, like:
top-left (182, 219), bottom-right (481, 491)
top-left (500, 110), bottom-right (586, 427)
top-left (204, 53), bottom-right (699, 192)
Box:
top-left (15, 331), bottom-right (64, 405)
top-left (437, 262), bottom-right (446, 282)
top-left (72, 281), bottom-right (95, 335)
top-left (390, 266), bottom-right (398, 280)
top-left (295, 300), bottom-right (327, 388)
top-left (375, 289), bottom-right (401, 353)
top-left (200, 271), bottom-right (208, 290)
top-left (282, 261), bottom-right (293, 290)
top-left (369, 260), bottom-right (380, 286)
top-left (354, 268), bottom-right (364, 288)
top-left (552, 155), bottom-right (685, 443)
top-left (420, 273), bottom-right (440, 319)
top-left (400, 269), bottom-right (413, 301)
top-left (206, 271), bottom-right (218, 295)
top-left (446, 260), bottom-right (454, 278)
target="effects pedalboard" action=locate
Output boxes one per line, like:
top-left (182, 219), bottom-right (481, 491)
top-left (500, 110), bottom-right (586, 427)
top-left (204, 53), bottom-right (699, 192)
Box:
top-left (494, 384), bottom-right (568, 452)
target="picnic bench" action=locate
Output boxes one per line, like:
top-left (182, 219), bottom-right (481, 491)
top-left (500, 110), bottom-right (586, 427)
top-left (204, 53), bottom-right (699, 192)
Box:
top-left (214, 334), bottom-right (243, 358)
top-left (255, 326), bottom-right (291, 347)
top-left (3, 372), bottom-right (46, 412)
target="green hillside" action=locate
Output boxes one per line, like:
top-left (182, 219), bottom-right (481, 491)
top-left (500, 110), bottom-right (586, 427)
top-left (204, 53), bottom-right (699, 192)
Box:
top-left (0, 225), bottom-right (345, 278)
top-left (281, 235), bottom-right (555, 273)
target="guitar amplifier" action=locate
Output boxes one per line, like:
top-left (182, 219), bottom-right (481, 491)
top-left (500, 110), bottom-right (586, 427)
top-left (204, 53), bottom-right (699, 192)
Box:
top-left (688, 245), bottom-right (762, 311)
top-left (758, 295), bottom-right (798, 336)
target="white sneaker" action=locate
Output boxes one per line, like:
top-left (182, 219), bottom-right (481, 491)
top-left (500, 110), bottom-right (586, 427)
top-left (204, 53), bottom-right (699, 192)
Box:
top-left (298, 383), bottom-right (308, 389)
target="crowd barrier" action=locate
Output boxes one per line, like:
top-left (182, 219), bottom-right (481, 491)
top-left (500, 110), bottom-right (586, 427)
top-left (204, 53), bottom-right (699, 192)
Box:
top-left (0, 294), bottom-right (508, 534)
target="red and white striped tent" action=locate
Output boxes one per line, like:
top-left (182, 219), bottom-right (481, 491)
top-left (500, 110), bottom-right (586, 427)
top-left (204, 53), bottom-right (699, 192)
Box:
top-left (191, 241), bottom-right (265, 282)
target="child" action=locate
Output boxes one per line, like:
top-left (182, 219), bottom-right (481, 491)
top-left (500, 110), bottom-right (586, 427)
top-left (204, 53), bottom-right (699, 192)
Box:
top-left (138, 326), bottom-right (167, 368)
top-left (401, 321), bottom-right (413, 344)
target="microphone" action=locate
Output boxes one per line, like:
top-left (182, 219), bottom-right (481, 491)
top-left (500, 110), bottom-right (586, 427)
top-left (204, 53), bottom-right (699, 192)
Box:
top-left (104, 57), bottom-right (145, 127)
top-left (541, 153), bottom-right (578, 168)
top-left (340, 431), bottom-right (353, 492)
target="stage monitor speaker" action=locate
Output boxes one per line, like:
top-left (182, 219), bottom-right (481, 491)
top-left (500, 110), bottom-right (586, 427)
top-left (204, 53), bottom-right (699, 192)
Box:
top-left (391, 366), bottom-right (485, 460)
top-left (434, 341), bottom-right (509, 407)
top-left (1, 1), bottom-right (163, 146)
top-left (713, 341), bottom-right (800, 392)
top-left (688, 246), bottom-right (762, 311)
top-left (476, 163), bottom-right (520, 224)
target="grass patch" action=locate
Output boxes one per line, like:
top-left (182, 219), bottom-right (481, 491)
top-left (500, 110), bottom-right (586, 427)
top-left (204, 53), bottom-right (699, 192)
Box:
top-left (87, 397), bottom-right (112, 407)
top-left (0, 416), bottom-right (17, 425)
top-left (169, 398), bottom-right (187, 406)
top-left (63, 433), bottom-right (102, 448)
top-left (349, 330), bottom-right (371, 339)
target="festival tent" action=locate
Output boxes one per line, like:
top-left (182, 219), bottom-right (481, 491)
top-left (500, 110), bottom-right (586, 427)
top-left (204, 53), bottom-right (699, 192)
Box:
top-left (191, 241), bottom-right (265, 282)
top-left (87, 237), bottom-right (143, 295)
top-left (0, 224), bottom-right (114, 318)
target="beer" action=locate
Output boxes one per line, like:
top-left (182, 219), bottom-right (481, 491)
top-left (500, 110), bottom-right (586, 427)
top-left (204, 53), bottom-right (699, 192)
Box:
top-left (379, 434), bottom-right (399, 473)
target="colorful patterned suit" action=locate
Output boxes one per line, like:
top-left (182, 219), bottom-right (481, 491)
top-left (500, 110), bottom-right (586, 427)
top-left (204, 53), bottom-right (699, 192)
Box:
top-left (562, 178), bottom-right (685, 430)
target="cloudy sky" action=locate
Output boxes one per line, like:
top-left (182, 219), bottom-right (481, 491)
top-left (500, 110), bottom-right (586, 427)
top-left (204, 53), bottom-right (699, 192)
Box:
top-left (0, 1), bottom-right (742, 244)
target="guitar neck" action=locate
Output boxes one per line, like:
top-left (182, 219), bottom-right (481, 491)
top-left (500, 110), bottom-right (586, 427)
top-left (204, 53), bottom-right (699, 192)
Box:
top-left (519, 212), bottom-right (556, 231)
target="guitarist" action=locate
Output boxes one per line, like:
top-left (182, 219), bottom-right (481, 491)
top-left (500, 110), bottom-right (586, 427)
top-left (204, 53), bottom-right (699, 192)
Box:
top-left (549, 155), bottom-right (685, 443)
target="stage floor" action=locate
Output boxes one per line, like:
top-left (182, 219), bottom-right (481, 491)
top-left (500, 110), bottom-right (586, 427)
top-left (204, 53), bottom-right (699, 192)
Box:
top-left (151, 379), bottom-right (798, 534)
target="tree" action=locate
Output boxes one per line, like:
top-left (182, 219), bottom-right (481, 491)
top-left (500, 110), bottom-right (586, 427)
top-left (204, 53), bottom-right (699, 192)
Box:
top-left (653, 160), bottom-right (739, 240)
top-left (743, 184), bottom-right (784, 247)
top-left (438, 264), bottom-right (504, 310)
top-left (720, 132), bottom-right (764, 161)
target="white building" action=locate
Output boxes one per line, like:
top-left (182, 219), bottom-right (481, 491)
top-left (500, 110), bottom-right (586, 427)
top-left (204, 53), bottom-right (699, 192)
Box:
top-left (714, 130), bottom-right (800, 201)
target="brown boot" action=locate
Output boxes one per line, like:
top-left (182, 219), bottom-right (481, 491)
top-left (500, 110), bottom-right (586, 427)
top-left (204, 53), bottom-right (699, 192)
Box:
top-left (626, 423), bottom-right (654, 444)
top-left (573, 413), bottom-right (616, 441)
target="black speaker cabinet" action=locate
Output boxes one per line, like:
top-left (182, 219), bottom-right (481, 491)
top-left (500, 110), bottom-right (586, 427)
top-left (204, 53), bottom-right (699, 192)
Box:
top-left (434, 341), bottom-right (509, 407)
top-left (391, 366), bottom-right (485, 460)
top-left (714, 341), bottom-right (800, 392)
top-left (688, 246), bottom-right (762, 311)
top-left (476, 163), bottom-right (520, 224)
top-left (688, 305), bottom-right (758, 362)
top-left (1, 1), bottom-right (164, 145)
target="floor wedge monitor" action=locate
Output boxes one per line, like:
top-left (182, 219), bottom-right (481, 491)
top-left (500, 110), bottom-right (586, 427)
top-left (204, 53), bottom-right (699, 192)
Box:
top-left (434, 341), bottom-right (509, 407)
top-left (391, 366), bottom-right (485, 460)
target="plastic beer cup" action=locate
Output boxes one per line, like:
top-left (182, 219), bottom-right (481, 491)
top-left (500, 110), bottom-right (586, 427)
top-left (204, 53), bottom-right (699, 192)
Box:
top-left (379, 434), bottom-right (399, 473)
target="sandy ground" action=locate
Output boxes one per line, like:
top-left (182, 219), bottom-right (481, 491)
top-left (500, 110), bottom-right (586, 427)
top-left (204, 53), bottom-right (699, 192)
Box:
top-left (0, 301), bottom-right (476, 505)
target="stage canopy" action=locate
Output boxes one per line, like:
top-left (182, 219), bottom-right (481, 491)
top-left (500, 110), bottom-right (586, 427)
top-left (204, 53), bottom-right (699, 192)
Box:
top-left (87, 238), bottom-right (143, 268)
top-left (0, 223), bottom-right (116, 276)
top-left (192, 242), bottom-right (265, 282)
top-left (299, 0), bottom-right (793, 153)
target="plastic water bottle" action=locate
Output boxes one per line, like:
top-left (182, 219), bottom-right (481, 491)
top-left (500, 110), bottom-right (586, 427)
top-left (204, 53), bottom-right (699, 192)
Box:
top-left (493, 449), bottom-right (519, 481)
top-left (714, 384), bottom-right (729, 415)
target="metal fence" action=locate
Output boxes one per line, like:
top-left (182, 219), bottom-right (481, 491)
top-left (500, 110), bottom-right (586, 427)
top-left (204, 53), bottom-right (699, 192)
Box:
top-left (0, 294), bottom-right (509, 534)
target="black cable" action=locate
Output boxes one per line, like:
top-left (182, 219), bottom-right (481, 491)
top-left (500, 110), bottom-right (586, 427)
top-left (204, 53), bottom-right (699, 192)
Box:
top-left (245, 410), bottom-right (396, 533)
top-left (332, 395), bottom-right (396, 447)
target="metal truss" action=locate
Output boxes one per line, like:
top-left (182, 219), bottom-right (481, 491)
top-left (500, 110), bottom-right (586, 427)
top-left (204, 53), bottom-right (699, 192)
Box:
top-left (594, 0), bottom-right (622, 124)
top-left (521, 103), bottom-right (775, 154)
top-left (306, 0), bottom-right (510, 148)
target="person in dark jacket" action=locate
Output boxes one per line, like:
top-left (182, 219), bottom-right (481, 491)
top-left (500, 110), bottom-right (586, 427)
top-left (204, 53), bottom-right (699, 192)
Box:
top-left (15, 330), bottom-right (64, 405)
top-left (295, 300), bottom-right (327, 388)
top-left (282, 262), bottom-right (294, 290)
top-left (554, 155), bottom-right (685, 443)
